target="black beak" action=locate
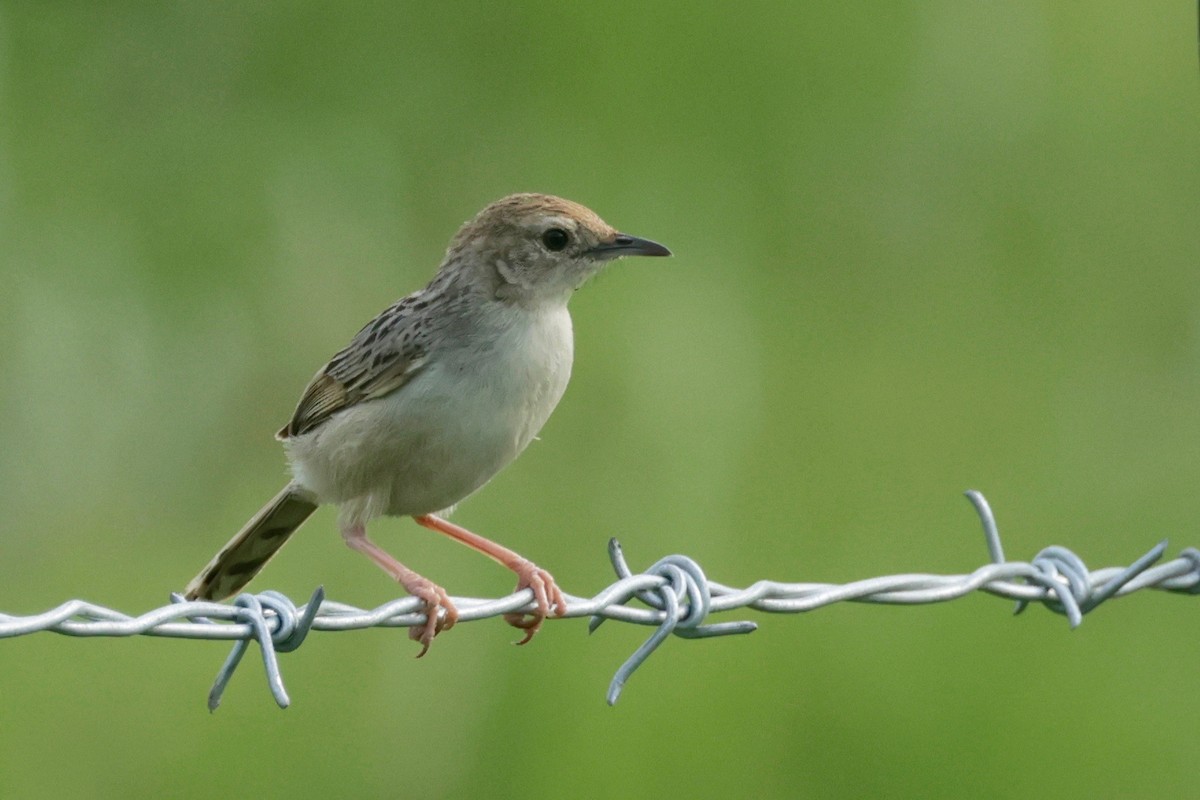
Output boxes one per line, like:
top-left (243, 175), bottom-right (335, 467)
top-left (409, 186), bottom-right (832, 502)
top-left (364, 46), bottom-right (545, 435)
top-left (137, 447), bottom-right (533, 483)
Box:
top-left (588, 233), bottom-right (672, 260)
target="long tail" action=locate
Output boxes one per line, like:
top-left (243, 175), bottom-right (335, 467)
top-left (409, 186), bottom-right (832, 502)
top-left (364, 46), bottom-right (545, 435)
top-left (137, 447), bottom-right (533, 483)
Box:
top-left (184, 484), bottom-right (318, 601)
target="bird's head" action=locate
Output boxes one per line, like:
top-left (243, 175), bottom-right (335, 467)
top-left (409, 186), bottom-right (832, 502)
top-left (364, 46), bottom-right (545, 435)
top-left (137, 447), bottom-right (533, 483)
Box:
top-left (445, 193), bottom-right (671, 305)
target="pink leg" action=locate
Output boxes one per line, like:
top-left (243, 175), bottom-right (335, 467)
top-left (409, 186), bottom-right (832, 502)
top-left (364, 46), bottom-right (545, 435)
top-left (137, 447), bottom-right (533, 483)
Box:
top-left (414, 514), bottom-right (566, 644)
top-left (341, 523), bottom-right (458, 657)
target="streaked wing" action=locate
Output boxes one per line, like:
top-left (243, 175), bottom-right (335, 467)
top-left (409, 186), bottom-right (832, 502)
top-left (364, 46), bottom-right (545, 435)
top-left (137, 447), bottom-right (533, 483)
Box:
top-left (277, 295), bottom-right (430, 439)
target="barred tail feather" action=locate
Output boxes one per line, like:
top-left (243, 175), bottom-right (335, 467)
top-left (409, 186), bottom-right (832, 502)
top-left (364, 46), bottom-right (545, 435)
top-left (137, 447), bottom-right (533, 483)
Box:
top-left (183, 484), bottom-right (318, 601)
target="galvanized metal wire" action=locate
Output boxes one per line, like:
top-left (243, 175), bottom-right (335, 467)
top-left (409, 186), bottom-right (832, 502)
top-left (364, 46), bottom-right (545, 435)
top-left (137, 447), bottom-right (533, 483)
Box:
top-left (2, 491), bottom-right (1197, 709)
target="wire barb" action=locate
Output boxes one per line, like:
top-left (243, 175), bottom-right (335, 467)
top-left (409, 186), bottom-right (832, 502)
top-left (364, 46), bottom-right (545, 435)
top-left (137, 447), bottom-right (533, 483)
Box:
top-left (182, 587), bottom-right (325, 711)
top-left (589, 539), bottom-right (757, 704)
top-left (1, 491), bottom-right (1197, 708)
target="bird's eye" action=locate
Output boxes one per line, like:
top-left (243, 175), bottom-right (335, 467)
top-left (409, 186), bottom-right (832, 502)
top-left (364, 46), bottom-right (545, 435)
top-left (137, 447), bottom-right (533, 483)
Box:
top-left (541, 228), bottom-right (569, 252)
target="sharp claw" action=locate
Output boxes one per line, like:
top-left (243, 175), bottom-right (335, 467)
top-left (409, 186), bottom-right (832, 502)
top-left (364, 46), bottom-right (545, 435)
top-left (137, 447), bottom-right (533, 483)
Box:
top-left (403, 581), bottom-right (458, 656)
top-left (502, 612), bottom-right (542, 644)
top-left (499, 562), bottom-right (563, 644)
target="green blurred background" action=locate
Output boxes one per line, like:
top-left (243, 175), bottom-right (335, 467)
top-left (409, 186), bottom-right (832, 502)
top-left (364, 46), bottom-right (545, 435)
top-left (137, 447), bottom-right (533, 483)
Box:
top-left (1, 2), bottom-right (1198, 797)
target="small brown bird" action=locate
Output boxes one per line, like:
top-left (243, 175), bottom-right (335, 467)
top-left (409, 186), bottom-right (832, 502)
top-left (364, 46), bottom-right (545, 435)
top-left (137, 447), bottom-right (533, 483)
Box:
top-left (184, 193), bottom-right (670, 654)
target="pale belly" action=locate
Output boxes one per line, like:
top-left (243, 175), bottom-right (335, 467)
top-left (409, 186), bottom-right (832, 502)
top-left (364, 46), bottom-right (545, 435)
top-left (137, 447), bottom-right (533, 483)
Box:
top-left (284, 305), bottom-right (573, 525)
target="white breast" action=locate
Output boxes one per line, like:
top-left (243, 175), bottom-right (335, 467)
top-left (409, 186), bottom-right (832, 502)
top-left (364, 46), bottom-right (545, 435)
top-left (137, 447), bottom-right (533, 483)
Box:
top-left (286, 302), bottom-right (574, 526)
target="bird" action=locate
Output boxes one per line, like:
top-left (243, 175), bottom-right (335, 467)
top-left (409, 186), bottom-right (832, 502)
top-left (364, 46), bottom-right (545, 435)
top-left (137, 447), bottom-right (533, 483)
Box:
top-left (183, 193), bottom-right (671, 655)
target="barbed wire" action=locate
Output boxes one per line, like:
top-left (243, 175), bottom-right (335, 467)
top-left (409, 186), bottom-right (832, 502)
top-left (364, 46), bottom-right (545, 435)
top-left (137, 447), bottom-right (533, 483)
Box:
top-left (2, 491), bottom-right (1197, 709)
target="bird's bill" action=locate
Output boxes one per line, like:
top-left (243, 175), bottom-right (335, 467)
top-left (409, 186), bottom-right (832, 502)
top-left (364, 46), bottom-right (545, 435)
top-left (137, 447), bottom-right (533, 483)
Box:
top-left (588, 233), bottom-right (672, 260)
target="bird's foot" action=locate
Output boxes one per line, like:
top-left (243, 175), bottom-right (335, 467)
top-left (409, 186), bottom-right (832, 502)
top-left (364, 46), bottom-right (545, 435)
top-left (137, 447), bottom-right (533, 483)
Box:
top-left (502, 560), bottom-right (567, 645)
top-left (403, 576), bottom-right (459, 657)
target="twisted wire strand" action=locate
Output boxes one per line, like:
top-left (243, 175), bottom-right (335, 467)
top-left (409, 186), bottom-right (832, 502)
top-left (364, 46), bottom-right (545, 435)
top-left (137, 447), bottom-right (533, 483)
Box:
top-left (1, 491), bottom-right (1196, 708)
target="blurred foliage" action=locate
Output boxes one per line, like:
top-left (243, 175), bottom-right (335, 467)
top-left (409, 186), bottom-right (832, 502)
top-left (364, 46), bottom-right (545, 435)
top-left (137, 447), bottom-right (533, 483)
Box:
top-left (1, 2), bottom-right (1198, 798)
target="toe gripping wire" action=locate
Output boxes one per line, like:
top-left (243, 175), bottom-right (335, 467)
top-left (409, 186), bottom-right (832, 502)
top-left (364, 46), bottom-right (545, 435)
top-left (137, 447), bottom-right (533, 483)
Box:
top-left (5, 491), bottom-right (1200, 710)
